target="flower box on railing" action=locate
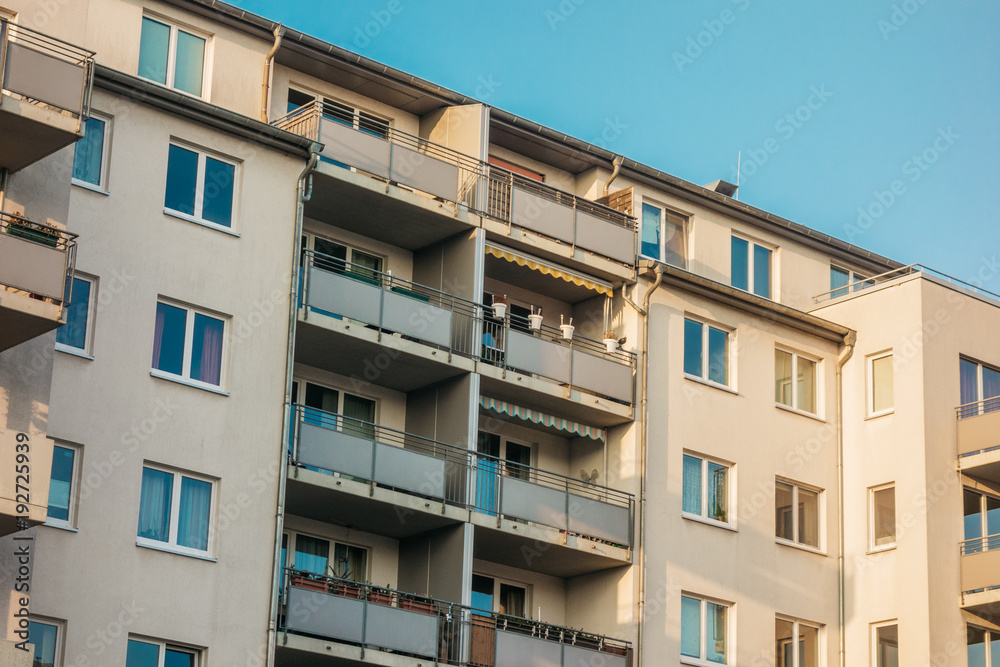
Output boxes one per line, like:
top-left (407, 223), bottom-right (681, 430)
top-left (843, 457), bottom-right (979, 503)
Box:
top-left (368, 589), bottom-right (394, 606)
top-left (398, 595), bottom-right (435, 614)
top-left (290, 575), bottom-right (328, 593)
top-left (332, 580), bottom-right (364, 599)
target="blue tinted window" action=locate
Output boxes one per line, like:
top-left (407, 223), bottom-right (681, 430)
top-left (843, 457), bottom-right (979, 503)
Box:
top-left (684, 319), bottom-right (703, 377)
top-left (731, 236), bottom-right (749, 291)
top-left (190, 313), bottom-right (224, 385)
top-left (753, 244), bottom-right (771, 298)
top-left (47, 445), bottom-right (75, 522)
top-left (27, 621), bottom-right (58, 667)
top-left (139, 18), bottom-right (169, 84)
top-left (708, 326), bottom-right (728, 385)
top-left (830, 266), bottom-right (850, 298)
top-left (126, 639), bottom-right (161, 667)
top-left (57, 277), bottom-right (91, 350)
top-left (73, 116), bottom-right (106, 186)
top-left (682, 455), bottom-right (702, 515)
top-left (138, 468), bottom-right (173, 542)
top-left (153, 302), bottom-right (186, 376)
top-left (641, 203), bottom-right (661, 259)
top-left (201, 157), bottom-right (234, 226)
top-left (680, 596), bottom-right (701, 658)
top-left (177, 476), bottom-right (211, 551)
top-left (165, 145), bottom-right (198, 215)
top-left (173, 30), bottom-right (205, 96)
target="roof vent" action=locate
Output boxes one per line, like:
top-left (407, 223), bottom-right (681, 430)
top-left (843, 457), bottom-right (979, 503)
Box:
top-left (704, 179), bottom-right (738, 198)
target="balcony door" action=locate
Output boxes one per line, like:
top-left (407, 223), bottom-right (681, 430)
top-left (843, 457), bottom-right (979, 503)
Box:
top-left (964, 488), bottom-right (1000, 553)
top-left (475, 432), bottom-right (531, 515)
top-left (293, 379), bottom-right (376, 440)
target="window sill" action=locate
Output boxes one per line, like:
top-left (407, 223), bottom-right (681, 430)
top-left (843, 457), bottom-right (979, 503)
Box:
top-left (682, 512), bottom-right (737, 532)
top-left (71, 179), bottom-right (109, 196)
top-left (865, 409), bottom-right (894, 421)
top-left (867, 544), bottom-right (897, 555)
top-left (150, 370), bottom-right (229, 396)
top-left (136, 540), bottom-right (217, 562)
top-left (775, 537), bottom-right (826, 556)
top-left (681, 657), bottom-right (729, 667)
top-left (42, 522), bottom-right (78, 533)
top-left (684, 374), bottom-right (738, 396)
top-left (55, 344), bottom-right (94, 361)
top-left (775, 403), bottom-right (826, 422)
top-left (137, 74), bottom-right (207, 103)
top-left (163, 208), bottom-right (240, 237)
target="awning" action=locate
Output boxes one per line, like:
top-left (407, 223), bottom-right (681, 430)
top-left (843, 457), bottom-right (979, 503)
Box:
top-left (485, 243), bottom-right (614, 297)
top-left (479, 396), bottom-right (606, 442)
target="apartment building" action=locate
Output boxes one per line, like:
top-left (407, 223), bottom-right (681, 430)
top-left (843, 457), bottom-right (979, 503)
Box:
top-left (0, 2), bottom-right (995, 667)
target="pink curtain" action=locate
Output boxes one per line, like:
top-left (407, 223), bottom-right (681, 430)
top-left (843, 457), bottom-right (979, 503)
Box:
top-left (152, 306), bottom-right (166, 369)
top-left (198, 320), bottom-right (222, 385)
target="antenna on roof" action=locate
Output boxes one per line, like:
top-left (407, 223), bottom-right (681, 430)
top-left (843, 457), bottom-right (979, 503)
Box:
top-left (735, 150), bottom-right (741, 200)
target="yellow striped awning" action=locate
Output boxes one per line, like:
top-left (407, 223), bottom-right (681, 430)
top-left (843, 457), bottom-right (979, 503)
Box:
top-left (485, 244), bottom-right (614, 297)
top-left (479, 396), bottom-right (606, 442)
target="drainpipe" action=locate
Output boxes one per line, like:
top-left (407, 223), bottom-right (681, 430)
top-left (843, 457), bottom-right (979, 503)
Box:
top-left (622, 264), bottom-right (663, 666)
top-left (603, 154), bottom-right (624, 197)
top-left (266, 146), bottom-right (317, 667)
top-left (260, 25), bottom-right (284, 123)
top-left (836, 330), bottom-right (856, 667)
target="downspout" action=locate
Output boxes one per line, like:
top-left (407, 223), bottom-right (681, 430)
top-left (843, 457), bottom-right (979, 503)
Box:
top-left (266, 146), bottom-right (317, 667)
top-left (603, 154), bottom-right (624, 197)
top-left (261, 24), bottom-right (283, 123)
top-left (836, 330), bottom-right (856, 667)
top-left (622, 265), bottom-right (663, 666)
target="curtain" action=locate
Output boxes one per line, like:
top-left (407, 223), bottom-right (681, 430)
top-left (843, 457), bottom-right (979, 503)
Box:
top-left (294, 535), bottom-right (329, 575)
top-left (192, 314), bottom-right (223, 386)
top-left (682, 455), bottom-right (702, 515)
top-left (960, 358), bottom-right (979, 406)
top-left (708, 462), bottom-right (727, 522)
top-left (334, 543), bottom-right (367, 582)
top-left (475, 459), bottom-right (499, 516)
top-left (342, 394), bottom-right (375, 440)
top-left (984, 366), bottom-right (1000, 413)
top-left (138, 468), bottom-right (172, 542)
top-left (177, 476), bottom-right (211, 551)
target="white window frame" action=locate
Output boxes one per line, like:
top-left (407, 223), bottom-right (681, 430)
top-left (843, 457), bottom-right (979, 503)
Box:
top-left (867, 351), bottom-right (894, 418)
top-left (164, 141), bottom-right (240, 233)
top-left (830, 264), bottom-right (873, 297)
top-left (71, 111), bottom-right (113, 193)
top-left (27, 615), bottom-right (65, 667)
top-left (680, 593), bottom-right (733, 667)
top-left (55, 272), bottom-right (97, 358)
top-left (776, 616), bottom-right (823, 667)
top-left (283, 530), bottom-right (371, 581)
top-left (684, 316), bottom-right (735, 390)
top-left (151, 298), bottom-right (229, 392)
top-left (870, 621), bottom-right (898, 667)
top-left (471, 572), bottom-right (531, 617)
top-left (682, 451), bottom-right (735, 529)
top-left (868, 483), bottom-right (896, 553)
top-left (775, 347), bottom-right (822, 417)
top-left (639, 200), bottom-right (688, 268)
top-left (136, 463), bottom-right (217, 559)
top-left (126, 635), bottom-right (202, 667)
top-left (44, 441), bottom-right (81, 531)
top-left (731, 232), bottom-right (776, 299)
top-left (775, 477), bottom-right (825, 552)
top-left (138, 13), bottom-right (212, 99)
top-left (292, 378), bottom-right (379, 422)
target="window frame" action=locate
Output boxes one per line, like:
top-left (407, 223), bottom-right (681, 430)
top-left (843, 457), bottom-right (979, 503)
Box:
top-left (775, 615), bottom-right (823, 667)
top-left (55, 272), bottom-right (97, 358)
top-left (967, 625), bottom-right (1000, 667)
top-left (136, 463), bottom-right (217, 559)
top-left (681, 451), bottom-right (735, 529)
top-left (163, 140), bottom-right (240, 233)
top-left (151, 298), bottom-right (229, 392)
top-left (868, 483), bottom-right (896, 553)
top-left (27, 615), bottom-right (65, 667)
top-left (870, 621), bottom-right (898, 667)
top-left (680, 593), bottom-right (733, 666)
top-left (471, 572), bottom-right (531, 618)
top-left (867, 351), bottom-right (894, 418)
top-left (775, 477), bottom-right (825, 553)
top-left (731, 232), bottom-right (776, 299)
top-left (639, 200), bottom-right (689, 268)
top-left (44, 441), bottom-right (81, 530)
top-left (71, 111), bottom-right (112, 193)
top-left (775, 347), bottom-right (822, 417)
top-left (960, 356), bottom-right (1000, 415)
top-left (292, 378), bottom-right (380, 424)
top-left (683, 316), bottom-right (734, 391)
top-left (126, 636), bottom-right (202, 667)
top-left (829, 264), bottom-right (874, 298)
top-left (138, 13), bottom-right (211, 99)
top-left (282, 530), bottom-right (371, 581)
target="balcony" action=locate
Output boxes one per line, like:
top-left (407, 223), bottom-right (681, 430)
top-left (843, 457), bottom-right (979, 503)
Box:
top-left (278, 571), bottom-right (631, 667)
top-left (957, 398), bottom-right (1000, 483)
top-left (0, 20), bottom-right (94, 172)
top-left (960, 534), bottom-right (1000, 611)
top-left (0, 212), bottom-right (77, 351)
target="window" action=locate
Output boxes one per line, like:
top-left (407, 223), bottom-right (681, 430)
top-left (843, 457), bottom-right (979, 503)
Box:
top-left (684, 318), bottom-right (730, 387)
top-left (283, 531), bottom-right (369, 581)
top-left (775, 349), bottom-right (818, 415)
top-left (475, 431), bottom-right (532, 515)
top-left (292, 380), bottom-right (376, 439)
top-left (55, 274), bottom-right (95, 356)
top-left (681, 594), bottom-right (729, 665)
top-left (776, 479), bottom-right (822, 549)
top-left (488, 155), bottom-right (544, 182)
top-left (471, 574), bottom-right (528, 617)
top-left (72, 113), bottom-right (111, 190)
top-left (164, 143), bottom-right (237, 229)
top-left (830, 265), bottom-right (873, 298)
top-left (869, 352), bottom-right (894, 416)
top-left (682, 453), bottom-right (731, 525)
top-left (287, 89), bottom-right (388, 139)
top-left (138, 16), bottom-right (207, 97)
top-left (27, 618), bottom-right (62, 667)
top-left (731, 235), bottom-right (772, 298)
top-left (963, 488), bottom-right (1000, 554)
top-left (45, 443), bottom-right (79, 528)
top-left (126, 638), bottom-right (200, 667)
top-left (776, 617), bottom-right (821, 667)
top-left (968, 626), bottom-right (1000, 666)
top-left (152, 300), bottom-right (226, 389)
top-left (640, 202), bottom-right (687, 267)
top-left (303, 234), bottom-right (383, 281)
top-left (137, 465), bottom-right (215, 557)
top-left (960, 357), bottom-right (1000, 416)
top-left (869, 484), bottom-right (895, 551)
top-left (872, 623), bottom-right (898, 667)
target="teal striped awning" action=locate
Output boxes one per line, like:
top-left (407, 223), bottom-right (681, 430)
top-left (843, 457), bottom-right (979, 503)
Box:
top-left (479, 396), bottom-right (606, 442)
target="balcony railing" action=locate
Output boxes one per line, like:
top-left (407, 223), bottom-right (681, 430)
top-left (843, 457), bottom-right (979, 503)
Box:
top-left (0, 19), bottom-right (94, 119)
top-left (960, 534), bottom-right (1000, 595)
top-left (961, 533), bottom-right (1000, 556)
top-left (957, 396), bottom-right (1000, 421)
top-left (0, 212), bottom-right (77, 304)
top-left (814, 264), bottom-right (1000, 305)
top-left (289, 404), bottom-right (634, 547)
top-left (280, 569), bottom-right (631, 666)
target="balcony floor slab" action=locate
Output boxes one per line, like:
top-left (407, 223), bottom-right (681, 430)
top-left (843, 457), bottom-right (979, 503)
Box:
top-left (960, 448), bottom-right (1000, 484)
top-left (0, 95), bottom-right (82, 172)
top-left (277, 632), bottom-right (424, 667)
top-left (0, 290), bottom-right (62, 351)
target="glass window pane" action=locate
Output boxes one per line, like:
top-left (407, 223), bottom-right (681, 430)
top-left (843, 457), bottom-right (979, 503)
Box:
top-left (294, 534), bottom-right (329, 576)
top-left (164, 649), bottom-right (196, 667)
top-left (731, 236), bottom-right (749, 291)
top-left (47, 445), bottom-right (74, 522)
top-left (967, 626), bottom-right (986, 667)
top-left (350, 249), bottom-right (383, 281)
top-left (173, 30), bottom-right (205, 96)
top-left (753, 244), bottom-right (771, 298)
top-left (830, 266), bottom-right (850, 298)
top-left (153, 302), bottom-right (187, 375)
top-left (165, 144), bottom-right (199, 215)
top-left (57, 277), bottom-right (91, 350)
top-left (680, 596), bottom-right (701, 658)
top-left (705, 601), bottom-right (727, 663)
top-left (991, 631), bottom-right (1000, 666)
top-left (201, 157), bottom-right (234, 226)
top-left (287, 89), bottom-right (315, 113)
top-left (358, 111), bottom-right (388, 139)
top-left (138, 17), bottom-right (169, 84)
top-left (797, 357), bottom-right (817, 413)
top-left (872, 355), bottom-right (894, 413)
top-left (964, 489), bottom-right (983, 543)
top-left (682, 455), bottom-right (702, 515)
top-left (640, 203), bottom-right (661, 259)
top-left (873, 487), bottom-right (896, 548)
top-left (708, 327), bottom-right (728, 385)
top-left (177, 476), bottom-right (211, 551)
top-left (798, 487), bottom-right (820, 547)
top-left (27, 621), bottom-right (58, 667)
top-left (333, 543), bottom-right (367, 582)
top-left (960, 358), bottom-right (980, 406)
top-left (663, 211), bottom-right (686, 267)
top-left (73, 116), bottom-right (105, 185)
top-left (684, 319), bottom-right (703, 378)
top-left (138, 467), bottom-right (173, 542)
top-left (776, 618), bottom-right (794, 667)
top-left (775, 350), bottom-right (793, 406)
top-left (342, 394), bottom-right (376, 440)
top-left (127, 639), bottom-right (161, 667)
top-left (776, 481), bottom-right (794, 541)
top-left (471, 574), bottom-right (494, 612)
top-left (707, 462), bottom-right (728, 523)
top-left (876, 624), bottom-right (898, 667)
top-left (190, 313), bottom-right (224, 385)
top-left (499, 583), bottom-right (526, 617)
top-left (984, 366), bottom-right (1000, 403)
top-left (800, 624), bottom-right (819, 667)
top-left (987, 496), bottom-right (1000, 538)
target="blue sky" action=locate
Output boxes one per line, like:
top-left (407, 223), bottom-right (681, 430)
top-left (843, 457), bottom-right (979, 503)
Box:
top-left (236, 0), bottom-right (999, 288)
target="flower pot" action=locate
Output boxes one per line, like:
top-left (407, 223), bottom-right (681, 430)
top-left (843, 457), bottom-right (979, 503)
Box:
top-left (560, 324), bottom-right (575, 340)
top-left (528, 313), bottom-right (543, 330)
top-left (492, 302), bottom-right (507, 319)
top-left (603, 338), bottom-right (618, 353)
top-left (368, 590), bottom-right (393, 606)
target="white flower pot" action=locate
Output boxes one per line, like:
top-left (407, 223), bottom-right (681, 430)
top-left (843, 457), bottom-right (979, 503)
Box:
top-left (603, 338), bottom-right (618, 353)
top-left (528, 314), bottom-right (543, 330)
top-left (492, 303), bottom-right (507, 318)
top-left (560, 324), bottom-right (575, 340)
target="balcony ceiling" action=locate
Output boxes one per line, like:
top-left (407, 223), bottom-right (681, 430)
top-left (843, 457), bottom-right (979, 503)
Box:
top-left (473, 524), bottom-right (628, 578)
top-left (490, 121), bottom-right (605, 176)
top-left (485, 251), bottom-right (601, 305)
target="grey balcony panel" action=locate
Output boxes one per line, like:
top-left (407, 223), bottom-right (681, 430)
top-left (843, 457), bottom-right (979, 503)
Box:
top-left (381, 288), bottom-right (452, 347)
top-left (4, 41), bottom-right (85, 112)
top-left (365, 603), bottom-right (439, 657)
top-left (297, 423), bottom-right (374, 480)
top-left (389, 144), bottom-right (459, 202)
top-left (307, 267), bottom-right (380, 323)
top-left (501, 476), bottom-right (566, 529)
top-left (319, 121), bottom-right (390, 178)
top-left (495, 630), bottom-right (562, 667)
top-left (506, 330), bottom-right (572, 384)
top-left (373, 441), bottom-right (446, 498)
top-left (0, 232), bottom-right (67, 299)
top-left (564, 645), bottom-right (628, 667)
top-left (286, 587), bottom-right (364, 643)
top-left (568, 494), bottom-right (630, 545)
top-left (575, 209), bottom-right (635, 264)
top-left (512, 186), bottom-right (574, 244)
top-left (571, 350), bottom-right (633, 403)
